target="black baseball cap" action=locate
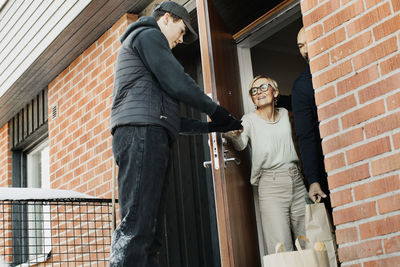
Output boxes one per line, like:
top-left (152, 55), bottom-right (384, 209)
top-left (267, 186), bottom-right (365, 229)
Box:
top-left (154, 1), bottom-right (198, 44)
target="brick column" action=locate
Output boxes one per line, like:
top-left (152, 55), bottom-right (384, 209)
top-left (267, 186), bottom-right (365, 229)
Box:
top-left (0, 124), bottom-right (11, 187)
top-left (301, 0), bottom-right (400, 265)
top-left (0, 123), bottom-right (12, 262)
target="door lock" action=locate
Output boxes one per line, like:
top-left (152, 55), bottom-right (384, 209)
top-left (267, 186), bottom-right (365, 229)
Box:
top-left (202, 134), bottom-right (240, 169)
top-left (203, 132), bottom-right (219, 169)
top-left (222, 138), bottom-right (240, 167)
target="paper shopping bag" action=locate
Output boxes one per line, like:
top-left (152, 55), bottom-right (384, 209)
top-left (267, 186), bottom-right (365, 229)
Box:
top-left (305, 202), bottom-right (339, 267)
top-left (263, 236), bottom-right (329, 267)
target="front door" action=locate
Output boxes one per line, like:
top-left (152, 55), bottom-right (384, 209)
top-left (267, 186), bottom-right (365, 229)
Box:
top-left (197, 0), bottom-right (260, 266)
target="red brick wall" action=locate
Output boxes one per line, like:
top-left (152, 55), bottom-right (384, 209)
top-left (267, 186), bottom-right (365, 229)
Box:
top-left (0, 123), bottom-right (12, 262)
top-left (0, 123), bottom-right (11, 187)
top-left (47, 14), bottom-right (137, 198)
top-left (301, 0), bottom-right (400, 265)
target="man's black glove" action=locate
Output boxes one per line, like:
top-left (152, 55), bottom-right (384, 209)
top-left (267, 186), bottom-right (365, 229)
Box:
top-left (210, 106), bottom-right (237, 124)
top-left (208, 120), bottom-right (243, 133)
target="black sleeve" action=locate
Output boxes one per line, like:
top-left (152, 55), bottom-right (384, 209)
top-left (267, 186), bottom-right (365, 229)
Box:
top-left (292, 79), bottom-right (323, 186)
top-left (179, 117), bottom-right (209, 135)
top-left (133, 29), bottom-right (217, 116)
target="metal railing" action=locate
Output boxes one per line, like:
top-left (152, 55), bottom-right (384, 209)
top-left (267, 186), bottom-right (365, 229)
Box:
top-left (0, 189), bottom-right (114, 267)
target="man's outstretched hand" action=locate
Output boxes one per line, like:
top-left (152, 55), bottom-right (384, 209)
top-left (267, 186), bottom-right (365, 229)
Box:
top-left (209, 106), bottom-right (242, 133)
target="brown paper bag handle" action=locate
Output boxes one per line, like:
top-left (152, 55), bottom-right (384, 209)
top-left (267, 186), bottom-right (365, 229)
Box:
top-left (274, 236), bottom-right (309, 253)
top-left (274, 243), bottom-right (285, 254)
top-left (295, 235), bottom-right (309, 251)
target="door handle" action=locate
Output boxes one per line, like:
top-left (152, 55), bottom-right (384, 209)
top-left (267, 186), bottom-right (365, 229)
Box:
top-left (203, 160), bottom-right (212, 168)
top-left (222, 139), bottom-right (240, 167)
top-left (224, 157), bottom-right (240, 167)
top-left (203, 158), bottom-right (240, 168)
top-left (203, 132), bottom-right (220, 169)
top-left (203, 134), bottom-right (240, 169)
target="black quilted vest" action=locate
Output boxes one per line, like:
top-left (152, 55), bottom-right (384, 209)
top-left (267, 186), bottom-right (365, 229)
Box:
top-left (110, 27), bottom-right (180, 139)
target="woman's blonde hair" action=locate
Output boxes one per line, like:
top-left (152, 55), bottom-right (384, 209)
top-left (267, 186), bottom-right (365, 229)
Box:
top-left (248, 75), bottom-right (279, 96)
top-left (249, 75), bottom-right (280, 107)
top-left (249, 75), bottom-right (278, 93)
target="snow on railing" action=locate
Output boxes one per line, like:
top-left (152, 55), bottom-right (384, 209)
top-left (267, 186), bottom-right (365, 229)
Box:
top-left (0, 188), bottom-right (113, 266)
top-left (0, 187), bottom-right (95, 201)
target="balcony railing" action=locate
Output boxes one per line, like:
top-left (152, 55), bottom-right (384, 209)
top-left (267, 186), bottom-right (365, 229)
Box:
top-left (0, 188), bottom-right (115, 267)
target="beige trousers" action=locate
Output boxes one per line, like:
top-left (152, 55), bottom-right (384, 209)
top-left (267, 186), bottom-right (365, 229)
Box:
top-left (258, 165), bottom-right (307, 254)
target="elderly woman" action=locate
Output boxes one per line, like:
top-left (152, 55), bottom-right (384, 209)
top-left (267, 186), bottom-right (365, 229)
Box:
top-left (225, 75), bottom-right (307, 254)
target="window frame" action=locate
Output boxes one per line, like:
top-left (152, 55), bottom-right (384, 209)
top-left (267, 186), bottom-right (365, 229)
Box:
top-left (12, 138), bottom-right (51, 266)
top-left (9, 89), bottom-right (50, 266)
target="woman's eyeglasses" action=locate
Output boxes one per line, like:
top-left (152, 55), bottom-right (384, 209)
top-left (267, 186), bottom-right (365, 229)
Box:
top-left (249, 83), bottom-right (273, 96)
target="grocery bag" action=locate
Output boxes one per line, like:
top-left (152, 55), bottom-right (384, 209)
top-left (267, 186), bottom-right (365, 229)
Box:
top-left (305, 202), bottom-right (339, 267)
top-left (263, 236), bottom-right (329, 267)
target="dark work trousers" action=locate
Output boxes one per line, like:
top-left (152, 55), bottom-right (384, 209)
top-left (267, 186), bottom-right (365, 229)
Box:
top-left (110, 125), bottom-right (171, 267)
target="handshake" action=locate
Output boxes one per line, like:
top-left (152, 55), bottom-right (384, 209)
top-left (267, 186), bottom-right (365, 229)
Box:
top-left (208, 106), bottom-right (243, 133)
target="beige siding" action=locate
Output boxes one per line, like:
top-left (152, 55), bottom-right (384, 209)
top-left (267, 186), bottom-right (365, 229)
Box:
top-left (0, 0), bottom-right (91, 98)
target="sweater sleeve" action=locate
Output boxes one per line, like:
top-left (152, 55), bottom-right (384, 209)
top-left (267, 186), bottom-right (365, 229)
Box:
top-left (230, 115), bottom-right (251, 151)
top-left (133, 29), bottom-right (217, 116)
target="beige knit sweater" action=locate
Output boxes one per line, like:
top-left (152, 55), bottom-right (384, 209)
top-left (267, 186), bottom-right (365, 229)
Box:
top-left (230, 108), bottom-right (299, 185)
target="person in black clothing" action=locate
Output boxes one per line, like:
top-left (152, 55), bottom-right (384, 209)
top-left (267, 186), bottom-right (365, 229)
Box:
top-left (291, 27), bottom-right (331, 210)
top-left (109, 2), bottom-right (242, 266)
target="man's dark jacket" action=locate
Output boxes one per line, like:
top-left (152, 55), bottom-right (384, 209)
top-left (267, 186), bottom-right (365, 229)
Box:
top-left (110, 16), bottom-right (217, 139)
top-left (291, 66), bottom-right (328, 193)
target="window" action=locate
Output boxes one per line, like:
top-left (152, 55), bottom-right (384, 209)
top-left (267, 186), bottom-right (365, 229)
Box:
top-left (24, 140), bottom-right (51, 264)
top-left (27, 140), bottom-right (49, 189)
top-left (9, 89), bottom-right (49, 265)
